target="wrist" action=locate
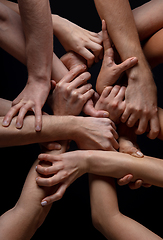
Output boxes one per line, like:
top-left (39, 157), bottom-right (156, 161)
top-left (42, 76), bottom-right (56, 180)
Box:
top-left (70, 116), bottom-right (85, 142)
top-left (52, 14), bottom-right (64, 36)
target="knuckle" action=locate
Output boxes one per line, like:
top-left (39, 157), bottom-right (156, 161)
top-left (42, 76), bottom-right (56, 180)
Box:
top-left (55, 192), bottom-right (63, 200)
top-left (46, 178), bottom-right (53, 187)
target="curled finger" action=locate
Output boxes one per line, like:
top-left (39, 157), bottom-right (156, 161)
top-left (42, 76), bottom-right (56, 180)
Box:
top-left (16, 101), bottom-right (34, 129)
top-left (36, 163), bottom-right (64, 176)
top-left (41, 183), bottom-right (68, 206)
top-left (36, 170), bottom-right (68, 187)
top-left (2, 101), bottom-right (24, 127)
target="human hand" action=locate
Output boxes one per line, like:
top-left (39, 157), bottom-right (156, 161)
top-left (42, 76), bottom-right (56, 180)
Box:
top-left (53, 15), bottom-right (103, 67)
top-left (36, 150), bottom-right (88, 205)
top-left (74, 116), bottom-right (119, 151)
top-left (2, 79), bottom-right (51, 131)
top-left (95, 85), bottom-right (126, 123)
top-left (96, 20), bottom-right (138, 94)
top-left (121, 68), bottom-right (160, 139)
top-left (48, 65), bottom-right (94, 116)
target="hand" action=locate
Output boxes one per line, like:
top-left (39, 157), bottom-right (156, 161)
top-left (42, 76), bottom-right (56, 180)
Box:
top-left (36, 150), bottom-right (88, 205)
top-left (74, 117), bottom-right (119, 151)
top-left (2, 79), bottom-right (51, 131)
top-left (121, 68), bottom-right (160, 139)
top-left (48, 65), bottom-right (94, 116)
top-left (95, 85), bottom-right (126, 123)
top-left (53, 15), bottom-right (103, 67)
top-left (96, 20), bottom-right (138, 94)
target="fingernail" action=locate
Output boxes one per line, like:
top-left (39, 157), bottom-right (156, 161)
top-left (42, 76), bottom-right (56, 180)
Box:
top-left (2, 120), bottom-right (8, 127)
top-left (16, 122), bottom-right (21, 129)
top-left (103, 112), bottom-right (109, 118)
top-left (35, 166), bottom-right (37, 171)
top-left (55, 143), bottom-right (61, 150)
top-left (127, 175), bottom-right (133, 181)
top-left (41, 201), bottom-right (48, 207)
top-left (136, 151), bottom-right (144, 157)
top-left (35, 125), bottom-right (41, 132)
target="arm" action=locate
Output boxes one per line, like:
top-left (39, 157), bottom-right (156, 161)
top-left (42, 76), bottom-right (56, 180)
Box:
top-left (0, 145), bottom-right (67, 240)
top-left (0, 99), bottom-right (11, 117)
top-left (133, 0), bottom-right (163, 42)
top-left (0, 0), bottom-right (19, 13)
top-left (94, 0), bottom-right (159, 140)
top-left (6, 0), bottom-right (53, 131)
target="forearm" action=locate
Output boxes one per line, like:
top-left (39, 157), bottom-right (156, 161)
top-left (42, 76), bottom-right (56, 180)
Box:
top-left (87, 150), bottom-right (163, 188)
top-left (0, 0), bottom-right (19, 14)
top-left (0, 99), bottom-right (11, 116)
top-left (0, 140), bottom-right (67, 240)
top-left (0, 115), bottom-right (77, 147)
top-left (133, 0), bottom-right (163, 41)
top-left (18, 0), bottom-right (53, 83)
top-left (94, 0), bottom-right (145, 62)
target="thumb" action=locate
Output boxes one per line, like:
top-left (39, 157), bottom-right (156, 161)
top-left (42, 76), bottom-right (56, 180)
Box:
top-left (117, 57), bottom-right (138, 74)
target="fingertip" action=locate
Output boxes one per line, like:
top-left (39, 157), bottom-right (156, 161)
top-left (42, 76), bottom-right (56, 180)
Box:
top-left (16, 121), bottom-right (22, 129)
top-left (2, 119), bottom-right (9, 127)
top-left (41, 200), bottom-right (48, 207)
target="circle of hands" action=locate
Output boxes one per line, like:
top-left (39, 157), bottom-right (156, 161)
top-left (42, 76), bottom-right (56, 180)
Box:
top-left (4, 19), bottom-right (156, 205)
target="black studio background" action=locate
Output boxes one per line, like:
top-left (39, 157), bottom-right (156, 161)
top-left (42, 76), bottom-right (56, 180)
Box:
top-left (1, 0), bottom-right (163, 239)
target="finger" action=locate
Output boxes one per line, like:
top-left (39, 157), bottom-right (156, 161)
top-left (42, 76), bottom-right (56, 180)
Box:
top-left (117, 174), bottom-right (133, 186)
top-left (135, 116), bottom-right (148, 135)
top-left (85, 42), bottom-right (103, 62)
top-left (147, 115), bottom-right (160, 139)
top-left (60, 65), bottom-right (87, 84)
top-left (41, 184), bottom-right (67, 205)
top-left (100, 86), bottom-right (113, 98)
top-left (107, 85), bottom-right (121, 98)
top-left (2, 101), bottom-right (24, 127)
top-left (128, 180), bottom-right (143, 190)
top-left (89, 31), bottom-right (103, 44)
top-left (41, 142), bottom-right (61, 151)
top-left (34, 105), bottom-right (42, 132)
top-left (16, 101), bottom-right (34, 129)
top-left (117, 57), bottom-right (138, 74)
top-left (69, 72), bottom-right (91, 89)
top-left (110, 127), bottom-right (119, 140)
top-left (77, 47), bottom-right (95, 68)
top-left (111, 137), bottom-right (119, 150)
top-left (36, 170), bottom-right (68, 187)
top-left (102, 19), bottom-right (112, 51)
top-left (38, 153), bottom-right (61, 163)
top-left (121, 107), bottom-right (132, 123)
top-left (122, 146), bottom-right (144, 158)
top-left (78, 83), bottom-right (93, 94)
top-left (127, 112), bottom-right (141, 128)
top-left (83, 99), bottom-right (109, 118)
top-left (142, 183), bottom-right (152, 188)
top-left (82, 89), bottom-right (95, 104)
top-left (115, 86), bottom-right (126, 101)
top-left (36, 163), bottom-right (64, 176)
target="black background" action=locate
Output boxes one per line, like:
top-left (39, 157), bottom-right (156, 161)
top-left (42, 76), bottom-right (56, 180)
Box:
top-left (1, 0), bottom-right (163, 239)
